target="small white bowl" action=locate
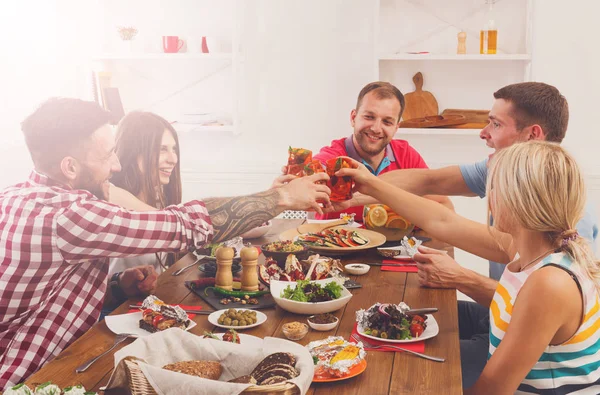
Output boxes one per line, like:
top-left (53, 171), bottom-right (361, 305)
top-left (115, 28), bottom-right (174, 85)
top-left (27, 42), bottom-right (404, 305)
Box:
top-left (344, 263), bottom-right (370, 276)
top-left (307, 315), bottom-right (340, 331)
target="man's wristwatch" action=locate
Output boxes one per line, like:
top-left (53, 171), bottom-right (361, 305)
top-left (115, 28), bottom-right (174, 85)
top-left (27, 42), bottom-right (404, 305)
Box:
top-left (109, 271), bottom-right (127, 302)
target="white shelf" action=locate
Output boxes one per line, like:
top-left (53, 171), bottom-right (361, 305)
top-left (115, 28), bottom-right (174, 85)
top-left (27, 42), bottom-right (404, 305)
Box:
top-left (172, 124), bottom-right (235, 133)
top-left (395, 128), bottom-right (481, 136)
top-left (93, 53), bottom-right (233, 61)
top-left (379, 54), bottom-right (531, 61)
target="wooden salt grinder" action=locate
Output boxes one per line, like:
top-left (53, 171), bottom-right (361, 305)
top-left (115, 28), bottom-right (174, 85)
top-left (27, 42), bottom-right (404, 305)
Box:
top-left (457, 31), bottom-right (467, 54)
top-left (215, 246), bottom-right (234, 291)
top-left (240, 245), bottom-right (259, 292)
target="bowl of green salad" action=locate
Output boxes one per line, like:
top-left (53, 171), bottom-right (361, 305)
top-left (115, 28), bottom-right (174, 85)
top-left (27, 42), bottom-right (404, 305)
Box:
top-left (270, 278), bottom-right (352, 314)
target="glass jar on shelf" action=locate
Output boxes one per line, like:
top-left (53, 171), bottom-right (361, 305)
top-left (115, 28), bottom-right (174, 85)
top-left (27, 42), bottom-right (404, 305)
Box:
top-left (480, 0), bottom-right (497, 54)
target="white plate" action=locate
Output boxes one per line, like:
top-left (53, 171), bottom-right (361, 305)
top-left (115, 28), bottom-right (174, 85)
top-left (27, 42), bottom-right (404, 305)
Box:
top-left (357, 314), bottom-right (439, 343)
top-left (306, 219), bottom-right (362, 228)
top-left (105, 311), bottom-right (197, 337)
top-left (389, 254), bottom-right (414, 261)
top-left (270, 278), bottom-right (353, 315)
top-left (377, 246), bottom-right (414, 261)
top-left (208, 308), bottom-right (267, 330)
top-left (240, 220), bottom-right (273, 239)
top-left (201, 332), bottom-right (263, 347)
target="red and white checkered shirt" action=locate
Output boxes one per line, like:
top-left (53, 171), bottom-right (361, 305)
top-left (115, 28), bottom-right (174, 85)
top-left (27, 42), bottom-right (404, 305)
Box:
top-left (0, 171), bottom-right (213, 388)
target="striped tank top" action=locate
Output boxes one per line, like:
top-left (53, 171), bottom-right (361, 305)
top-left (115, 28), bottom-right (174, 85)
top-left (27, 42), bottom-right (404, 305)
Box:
top-left (489, 252), bottom-right (600, 394)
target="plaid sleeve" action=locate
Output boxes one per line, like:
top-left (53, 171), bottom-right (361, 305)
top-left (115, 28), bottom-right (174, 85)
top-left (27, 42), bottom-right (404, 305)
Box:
top-left (55, 198), bottom-right (213, 263)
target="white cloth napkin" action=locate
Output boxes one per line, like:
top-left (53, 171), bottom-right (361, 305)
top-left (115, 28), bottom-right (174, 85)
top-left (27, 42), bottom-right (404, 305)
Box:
top-left (105, 328), bottom-right (314, 395)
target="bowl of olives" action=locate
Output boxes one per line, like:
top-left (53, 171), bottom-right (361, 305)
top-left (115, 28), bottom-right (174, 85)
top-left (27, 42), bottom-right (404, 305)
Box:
top-left (208, 308), bottom-right (267, 330)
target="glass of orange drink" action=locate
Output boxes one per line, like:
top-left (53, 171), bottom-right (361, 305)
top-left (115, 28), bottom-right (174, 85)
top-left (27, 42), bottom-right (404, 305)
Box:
top-left (363, 204), bottom-right (414, 241)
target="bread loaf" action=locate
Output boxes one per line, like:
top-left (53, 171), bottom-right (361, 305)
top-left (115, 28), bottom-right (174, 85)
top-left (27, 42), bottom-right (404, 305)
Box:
top-left (162, 360), bottom-right (222, 380)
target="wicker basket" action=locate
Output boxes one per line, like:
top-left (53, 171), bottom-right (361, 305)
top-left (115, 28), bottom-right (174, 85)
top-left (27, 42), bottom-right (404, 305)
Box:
top-left (124, 358), bottom-right (300, 395)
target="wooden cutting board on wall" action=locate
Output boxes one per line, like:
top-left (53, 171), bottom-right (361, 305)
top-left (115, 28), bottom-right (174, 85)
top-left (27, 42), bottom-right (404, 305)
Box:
top-left (441, 109), bottom-right (489, 124)
top-left (402, 72), bottom-right (438, 121)
top-left (440, 109), bottom-right (489, 129)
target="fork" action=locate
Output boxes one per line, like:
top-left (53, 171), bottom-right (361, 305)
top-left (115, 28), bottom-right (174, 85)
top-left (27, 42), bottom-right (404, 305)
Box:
top-left (351, 334), bottom-right (445, 363)
top-left (75, 333), bottom-right (136, 373)
top-left (171, 255), bottom-right (207, 276)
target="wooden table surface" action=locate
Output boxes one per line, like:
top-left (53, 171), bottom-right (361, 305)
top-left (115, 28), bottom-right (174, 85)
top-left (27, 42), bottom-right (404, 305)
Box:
top-left (25, 219), bottom-right (462, 394)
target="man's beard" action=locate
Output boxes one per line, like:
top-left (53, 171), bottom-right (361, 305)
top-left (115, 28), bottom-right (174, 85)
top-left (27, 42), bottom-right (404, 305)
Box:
top-left (76, 165), bottom-right (109, 200)
top-left (355, 129), bottom-right (389, 156)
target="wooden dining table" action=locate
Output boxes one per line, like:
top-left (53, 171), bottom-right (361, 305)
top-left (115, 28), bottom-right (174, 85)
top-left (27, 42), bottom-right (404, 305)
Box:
top-left (24, 219), bottom-right (462, 394)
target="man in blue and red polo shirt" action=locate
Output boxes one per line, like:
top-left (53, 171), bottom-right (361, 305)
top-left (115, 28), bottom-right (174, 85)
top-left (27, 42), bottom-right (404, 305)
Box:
top-left (312, 81), bottom-right (452, 221)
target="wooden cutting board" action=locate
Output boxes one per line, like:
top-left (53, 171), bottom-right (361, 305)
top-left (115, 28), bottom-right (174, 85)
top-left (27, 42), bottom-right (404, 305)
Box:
top-left (399, 114), bottom-right (467, 128)
top-left (441, 109), bottom-right (489, 125)
top-left (402, 72), bottom-right (438, 121)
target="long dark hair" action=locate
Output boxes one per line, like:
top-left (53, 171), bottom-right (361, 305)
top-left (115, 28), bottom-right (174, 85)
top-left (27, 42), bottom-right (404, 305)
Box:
top-left (113, 111), bottom-right (182, 208)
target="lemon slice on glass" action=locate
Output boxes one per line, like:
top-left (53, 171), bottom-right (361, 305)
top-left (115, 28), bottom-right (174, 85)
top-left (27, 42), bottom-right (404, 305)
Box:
top-left (368, 206), bottom-right (388, 227)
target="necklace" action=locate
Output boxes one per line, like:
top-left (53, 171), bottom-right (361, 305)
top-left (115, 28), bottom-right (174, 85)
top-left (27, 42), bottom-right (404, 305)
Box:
top-left (519, 247), bottom-right (556, 272)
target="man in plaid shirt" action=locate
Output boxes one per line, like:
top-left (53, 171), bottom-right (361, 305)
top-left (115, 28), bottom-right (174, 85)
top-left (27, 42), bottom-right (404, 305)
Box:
top-left (0, 98), bottom-right (332, 388)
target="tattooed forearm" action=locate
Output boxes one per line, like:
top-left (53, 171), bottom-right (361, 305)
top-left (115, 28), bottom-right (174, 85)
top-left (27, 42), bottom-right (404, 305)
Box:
top-left (204, 188), bottom-right (283, 242)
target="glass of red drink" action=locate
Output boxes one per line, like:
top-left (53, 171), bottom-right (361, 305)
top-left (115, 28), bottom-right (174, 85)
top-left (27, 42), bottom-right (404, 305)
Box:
top-left (325, 157), bottom-right (354, 201)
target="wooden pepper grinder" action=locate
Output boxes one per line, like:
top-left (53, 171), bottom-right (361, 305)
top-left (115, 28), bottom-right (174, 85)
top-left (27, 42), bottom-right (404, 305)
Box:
top-left (215, 246), bottom-right (234, 291)
top-left (457, 31), bottom-right (467, 54)
top-left (240, 245), bottom-right (259, 292)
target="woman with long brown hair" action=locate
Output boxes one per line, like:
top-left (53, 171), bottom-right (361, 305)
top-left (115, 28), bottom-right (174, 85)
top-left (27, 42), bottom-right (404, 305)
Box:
top-left (109, 111), bottom-right (183, 274)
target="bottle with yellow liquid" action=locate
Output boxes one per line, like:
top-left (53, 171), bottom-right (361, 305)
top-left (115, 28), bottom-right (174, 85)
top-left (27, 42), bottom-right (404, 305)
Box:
top-left (480, 0), bottom-right (497, 54)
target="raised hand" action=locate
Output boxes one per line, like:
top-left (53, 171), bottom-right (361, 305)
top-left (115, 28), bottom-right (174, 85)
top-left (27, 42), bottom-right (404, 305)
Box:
top-left (333, 157), bottom-right (378, 195)
top-left (279, 173), bottom-right (332, 214)
top-left (270, 174), bottom-right (298, 189)
top-left (413, 246), bottom-right (463, 289)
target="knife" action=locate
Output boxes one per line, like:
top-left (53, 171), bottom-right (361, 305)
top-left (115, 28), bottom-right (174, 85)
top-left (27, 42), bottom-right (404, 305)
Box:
top-left (406, 307), bottom-right (438, 315)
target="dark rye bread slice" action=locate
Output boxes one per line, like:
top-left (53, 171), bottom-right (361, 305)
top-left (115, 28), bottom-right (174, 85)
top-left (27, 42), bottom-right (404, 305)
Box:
top-left (251, 352), bottom-right (296, 379)
top-left (255, 364), bottom-right (299, 384)
top-left (228, 375), bottom-right (257, 384)
top-left (260, 375), bottom-right (289, 385)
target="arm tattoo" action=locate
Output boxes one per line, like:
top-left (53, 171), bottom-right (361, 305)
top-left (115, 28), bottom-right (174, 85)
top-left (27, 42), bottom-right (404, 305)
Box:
top-left (204, 189), bottom-right (282, 242)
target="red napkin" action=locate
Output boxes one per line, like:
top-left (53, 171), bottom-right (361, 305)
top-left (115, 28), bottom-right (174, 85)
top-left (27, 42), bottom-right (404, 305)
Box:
top-left (381, 259), bottom-right (418, 272)
top-left (350, 323), bottom-right (425, 352)
top-left (128, 303), bottom-right (201, 319)
top-left (382, 259), bottom-right (416, 265)
top-left (381, 265), bottom-right (418, 272)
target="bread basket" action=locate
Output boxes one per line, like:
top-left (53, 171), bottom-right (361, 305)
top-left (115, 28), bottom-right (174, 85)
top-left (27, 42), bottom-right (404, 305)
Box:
top-left (124, 357), bottom-right (300, 395)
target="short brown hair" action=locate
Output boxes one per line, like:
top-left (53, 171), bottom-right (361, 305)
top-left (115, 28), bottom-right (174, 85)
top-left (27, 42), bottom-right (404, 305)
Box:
top-left (356, 81), bottom-right (405, 121)
top-left (21, 98), bottom-right (111, 171)
top-left (493, 82), bottom-right (569, 143)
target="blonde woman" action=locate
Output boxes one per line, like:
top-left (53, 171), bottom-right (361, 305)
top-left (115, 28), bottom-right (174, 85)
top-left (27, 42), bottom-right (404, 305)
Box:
top-left (338, 142), bottom-right (600, 393)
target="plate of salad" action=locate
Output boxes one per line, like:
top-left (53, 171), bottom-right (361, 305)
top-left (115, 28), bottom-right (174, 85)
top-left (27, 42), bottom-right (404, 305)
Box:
top-left (270, 278), bottom-right (353, 314)
top-left (356, 303), bottom-right (439, 343)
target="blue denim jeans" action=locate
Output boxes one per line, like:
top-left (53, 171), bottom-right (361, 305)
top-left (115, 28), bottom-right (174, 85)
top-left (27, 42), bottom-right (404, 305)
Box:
top-left (459, 300), bottom-right (490, 389)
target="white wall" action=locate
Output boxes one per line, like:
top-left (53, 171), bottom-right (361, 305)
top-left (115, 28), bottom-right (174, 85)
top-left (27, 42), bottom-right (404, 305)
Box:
top-left (531, 0), bottom-right (600, 252)
top-left (0, 0), bottom-right (598, 261)
top-left (0, 0), bottom-right (101, 186)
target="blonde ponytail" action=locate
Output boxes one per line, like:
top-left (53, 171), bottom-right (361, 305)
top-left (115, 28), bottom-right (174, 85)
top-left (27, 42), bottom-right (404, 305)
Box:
top-left (559, 233), bottom-right (600, 293)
